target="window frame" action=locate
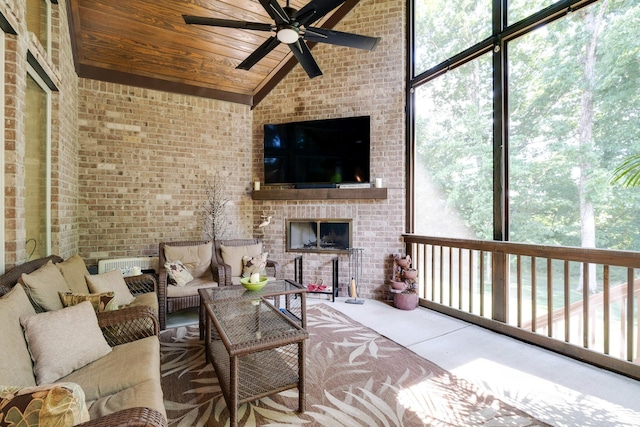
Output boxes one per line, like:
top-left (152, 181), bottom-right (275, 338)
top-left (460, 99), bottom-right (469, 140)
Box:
top-left (26, 62), bottom-right (52, 257)
top-left (407, 0), bottom-right (601, 240)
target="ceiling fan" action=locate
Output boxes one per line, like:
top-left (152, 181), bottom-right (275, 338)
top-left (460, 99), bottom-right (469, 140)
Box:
top-left (183, 0), bottom-right (380, 78)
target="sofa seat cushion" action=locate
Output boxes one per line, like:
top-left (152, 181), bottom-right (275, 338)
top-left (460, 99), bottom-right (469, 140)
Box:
top-left (167, 274), bottom-right (217, 298)
top-left (0, 382), bottom-right (90, 426)
top-left (59, 336), bottom-right (160, 403)
top-left (86, 378), bottom-right (166, 420)
top-left (0, 285), bottom-right (37, 387)
top-left (123, 291), bottom-right (159, 313)
top-left (19, 261), bottom-right (71, 312)
top-left (164, 242), bottom-right (213, 279)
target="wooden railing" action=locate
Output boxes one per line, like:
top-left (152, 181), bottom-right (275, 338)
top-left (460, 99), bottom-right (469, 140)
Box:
top-left (403, 234), bottom-right (640, 380)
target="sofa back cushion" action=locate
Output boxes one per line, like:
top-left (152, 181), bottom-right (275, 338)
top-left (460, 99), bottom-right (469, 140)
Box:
top-left (220, 243), bottom-right (262, 278)
top-left (86, 269), bottom-right (135, 308)
top-left (56, 255), bottom-right (91, 294)
top-left (19, 261), bottom-right (70, 312)
top-left (164, 242), bottom-right (213, 279)
top-left (0, 284), bottom-right (37, 386)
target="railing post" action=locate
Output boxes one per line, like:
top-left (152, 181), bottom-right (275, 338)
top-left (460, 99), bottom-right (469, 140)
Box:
top-left (492, 251), bottom-right (508, 322)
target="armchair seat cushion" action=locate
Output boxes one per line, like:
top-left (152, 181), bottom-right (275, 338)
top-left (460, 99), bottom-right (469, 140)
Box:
top-left (166, 275), bottom-right (218, 298)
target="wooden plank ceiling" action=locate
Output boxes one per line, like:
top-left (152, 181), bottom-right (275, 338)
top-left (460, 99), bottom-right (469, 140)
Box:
top-left (67, 0), bottom-right (358, 107)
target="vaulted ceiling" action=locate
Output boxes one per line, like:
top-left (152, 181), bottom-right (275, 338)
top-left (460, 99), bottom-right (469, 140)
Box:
top-left (66, 0), bottom-right (361, 107)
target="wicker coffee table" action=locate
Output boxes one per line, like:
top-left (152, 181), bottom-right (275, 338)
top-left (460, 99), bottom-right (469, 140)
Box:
top-left (198, 279), bottom-right (307, 338)
top-left (200, 286), bottom-right (308, 427)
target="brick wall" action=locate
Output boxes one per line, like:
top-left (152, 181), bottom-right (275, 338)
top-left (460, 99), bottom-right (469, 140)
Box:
top-left (76, 82), bottom-right (253, 265)
top-left (2, 0), bottom-right (79, 269)
top-left (252, 0), bottom-right (406, 300)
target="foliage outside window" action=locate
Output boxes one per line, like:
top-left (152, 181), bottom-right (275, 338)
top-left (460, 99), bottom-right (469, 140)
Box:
top-left (412, 0), bottom-right (640, 254)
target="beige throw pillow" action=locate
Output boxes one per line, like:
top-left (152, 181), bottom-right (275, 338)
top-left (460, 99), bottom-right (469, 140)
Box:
top-left (220, 243), bottom-right (262, 277)
top-left (56, 254), bottom-right (91, 294)
top-left (85, 269), bottom-right (135, 307)
top-left (20, 301), bottom-right (112, 385)
top-left (164, 242), bottom-right (213, 278)
top-left (19, 261), bottom-right (71, 312)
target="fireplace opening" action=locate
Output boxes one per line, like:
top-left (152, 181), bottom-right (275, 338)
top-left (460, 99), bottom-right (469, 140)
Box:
top-left (287, 219), bottom-right (352, 253)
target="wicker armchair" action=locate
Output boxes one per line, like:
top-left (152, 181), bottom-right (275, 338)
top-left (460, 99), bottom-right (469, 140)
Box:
top-left (213, 238), bottom-right (281, 286)
top-left (158, 240), bottom-right (223, 330)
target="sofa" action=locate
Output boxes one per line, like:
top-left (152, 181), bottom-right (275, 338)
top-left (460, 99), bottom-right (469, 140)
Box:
top-left (158, 239), bottom-right (281, 330)
top-left (0, 256), bottom-right (167, 427)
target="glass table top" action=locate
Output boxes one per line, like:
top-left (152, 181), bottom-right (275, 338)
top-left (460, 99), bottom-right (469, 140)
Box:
top-left (201, 279), bottom-right (304, 302)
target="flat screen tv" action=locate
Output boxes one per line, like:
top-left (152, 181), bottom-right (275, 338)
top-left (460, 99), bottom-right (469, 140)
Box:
top-left (263, 116), bottom-right (370, 187)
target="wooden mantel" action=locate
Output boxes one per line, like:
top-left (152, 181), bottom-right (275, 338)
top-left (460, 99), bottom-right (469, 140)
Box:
top-left (252, 187), bottom-right (387, 201)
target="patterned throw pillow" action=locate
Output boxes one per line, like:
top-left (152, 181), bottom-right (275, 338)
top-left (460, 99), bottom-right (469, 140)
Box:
top-left (0, 382), bottom-right (90, 426)
top-left (58, 291), bottom-right (117, 313)
top-left (164, 260), bottom-right (194, 287)
top-left (241, 253), bottom-right (268, 278)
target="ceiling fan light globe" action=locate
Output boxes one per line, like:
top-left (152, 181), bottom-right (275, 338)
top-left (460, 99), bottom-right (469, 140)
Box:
top-left (277, 28), bottom-right (299, 44)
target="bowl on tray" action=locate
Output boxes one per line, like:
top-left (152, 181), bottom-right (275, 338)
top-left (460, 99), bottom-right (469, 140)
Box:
top-left (240, 276), bottom-right (268, 291)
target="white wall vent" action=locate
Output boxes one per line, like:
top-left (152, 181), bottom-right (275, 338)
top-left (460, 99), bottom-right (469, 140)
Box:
top-left (98, 257), bottom-right (159, 276)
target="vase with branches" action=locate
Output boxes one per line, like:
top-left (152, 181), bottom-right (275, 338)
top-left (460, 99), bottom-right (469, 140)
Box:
top-left (201, 174), bottom-right (230, 241)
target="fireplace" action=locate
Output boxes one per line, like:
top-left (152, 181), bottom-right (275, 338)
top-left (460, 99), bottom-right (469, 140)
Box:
top-left (286, 219), bottom-right (352, 253)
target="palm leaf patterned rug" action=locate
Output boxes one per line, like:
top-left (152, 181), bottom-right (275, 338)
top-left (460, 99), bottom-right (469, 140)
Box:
top-left (160, 303), bottom-right (548, 426)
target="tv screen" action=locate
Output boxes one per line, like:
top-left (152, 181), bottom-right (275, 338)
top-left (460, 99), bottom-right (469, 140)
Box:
top-left (263, 116), bottom-right (370, 186)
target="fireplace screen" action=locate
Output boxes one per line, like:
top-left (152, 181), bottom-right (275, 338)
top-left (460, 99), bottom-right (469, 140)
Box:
top-left (287, 219), bottom-right (352, 253)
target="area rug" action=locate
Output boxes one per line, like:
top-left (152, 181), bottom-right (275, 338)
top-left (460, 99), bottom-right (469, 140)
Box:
top-left (160, 304), bottom-right (548, 426)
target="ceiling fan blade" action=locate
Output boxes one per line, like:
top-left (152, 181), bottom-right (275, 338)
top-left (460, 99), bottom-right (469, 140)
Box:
top-left (288, 40), bottom-right (322, 78)
top-left (259, 0), bottom-right (290, 25)
top-left (304, 27), bottom-right (380, 51)
top-left (236, 36), bottom-right (281, 70)
top-left (295, 0), bottom-right (346, 27)
top-left (183, 15), bottom-right (273, 31)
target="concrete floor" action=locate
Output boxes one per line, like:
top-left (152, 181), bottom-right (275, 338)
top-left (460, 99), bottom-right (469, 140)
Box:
top-left (168, 297), bottom-right (640, 427)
